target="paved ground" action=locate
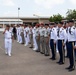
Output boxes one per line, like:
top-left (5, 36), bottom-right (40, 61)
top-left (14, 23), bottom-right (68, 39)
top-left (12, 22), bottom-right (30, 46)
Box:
top-left (0, 32), bottom-right (76, 75)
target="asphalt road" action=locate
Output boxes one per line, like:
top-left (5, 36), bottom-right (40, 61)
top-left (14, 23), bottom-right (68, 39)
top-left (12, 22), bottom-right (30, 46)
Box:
top-left (0, 32), bottom-right (76, 75)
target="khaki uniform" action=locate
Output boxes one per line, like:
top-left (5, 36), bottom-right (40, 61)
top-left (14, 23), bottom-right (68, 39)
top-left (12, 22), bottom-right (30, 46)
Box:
top-left (44, 28), bottom-right (50, 56)
top-left (29, 27), bottom-right (33, 47)
top-left (39, 27), bottom-right (45, 54)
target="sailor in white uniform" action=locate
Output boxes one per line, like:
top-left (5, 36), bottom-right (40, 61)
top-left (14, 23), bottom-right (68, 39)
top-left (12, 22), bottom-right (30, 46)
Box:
top-left (32, 25), bottom-right (38, 51)
top-left (24, 25), bottom-right (29, 46)
top-left (27, 26), bottom-right (30, 44)
top-left (19, 25), bottom-right (22, 43)
top-left (3, 25), bottom-right (14, 57)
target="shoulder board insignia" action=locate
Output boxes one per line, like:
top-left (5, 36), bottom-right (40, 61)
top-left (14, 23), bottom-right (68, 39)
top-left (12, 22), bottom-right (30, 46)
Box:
top-left (62, 28), bottom-right (64, 30)
top-left (73, 27), bottom-right (75, 29)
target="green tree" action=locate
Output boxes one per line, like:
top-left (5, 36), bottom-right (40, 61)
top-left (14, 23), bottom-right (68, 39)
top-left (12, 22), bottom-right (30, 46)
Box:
top-left (49, 14), bottom-right (63, 22)
top-left (66, 9), bottom-right (76, 20)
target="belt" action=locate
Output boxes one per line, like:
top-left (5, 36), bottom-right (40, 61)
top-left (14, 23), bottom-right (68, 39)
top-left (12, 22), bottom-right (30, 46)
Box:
top-left (58, 39), bottom-right (64, 41)
top-left (44, 37), bottom-right (48, 38)
top-left (51, 39), bottom-right (54, 40)
top-left (5, 38), bottom-right (11, 39)
top-left (68, 41), bottom-right (75, 43)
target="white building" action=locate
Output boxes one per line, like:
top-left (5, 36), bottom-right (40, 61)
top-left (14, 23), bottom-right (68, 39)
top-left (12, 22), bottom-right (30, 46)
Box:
top-left (0, 19), bottom-right (23, 28)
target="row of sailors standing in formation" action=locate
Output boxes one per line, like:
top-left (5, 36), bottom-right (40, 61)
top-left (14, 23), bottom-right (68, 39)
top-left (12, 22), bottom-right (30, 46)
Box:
top-left (15, 20), bottom-right (76, 72)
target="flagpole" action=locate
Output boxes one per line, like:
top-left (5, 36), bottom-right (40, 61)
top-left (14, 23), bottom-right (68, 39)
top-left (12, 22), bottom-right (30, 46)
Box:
top-left (18, 7), bottom-right (20, 25)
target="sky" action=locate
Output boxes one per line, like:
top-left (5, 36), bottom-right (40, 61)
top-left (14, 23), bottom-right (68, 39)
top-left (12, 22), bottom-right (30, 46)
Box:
top-left (0, 0), bottom-right (76, 17)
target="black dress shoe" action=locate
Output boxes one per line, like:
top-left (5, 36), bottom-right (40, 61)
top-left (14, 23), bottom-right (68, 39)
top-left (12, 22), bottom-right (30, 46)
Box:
top-left (50, 57), bottom-right (56, 60)
top-left (45, 54), bottom-right (50, 56)
top-left (52, 58), bottom-right (56, 60)
top-left (65, 66), bottom-right (71, 70)
top-left (65, 56), bottom-right (69, 58)
top-left (49, 57), bottom-right (53, 59)
top-left (29, 47), bottom-right (33, 48)
top-left (36, 50), bottom-right (40, 52)
top-left (21, 43), bottom-right (24, 44)
top-left (59, 62), bottom-right (64, 65)
top-left (56, 61), bottom-right (60, 64)
top-left (40, 52), bottom-right (44, 54)
top-left (68, 67), bottom-right (75, 72)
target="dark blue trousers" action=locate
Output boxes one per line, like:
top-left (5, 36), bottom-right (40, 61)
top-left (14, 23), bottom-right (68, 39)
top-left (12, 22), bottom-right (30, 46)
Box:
top-left (68, 42), bottom-right (75, 68)
top-left (58, 40), bottom-right (65, 63)
top-left (50, 39), bottom-right (56, 59)
top-left (66, 41), bottom-right (69, 57)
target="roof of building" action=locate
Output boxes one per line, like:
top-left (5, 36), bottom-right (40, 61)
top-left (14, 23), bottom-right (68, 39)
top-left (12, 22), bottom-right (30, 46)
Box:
top-left (0, 17), bottom-right (49, 20)
top-left (0, 19), bottom-right (22, 22)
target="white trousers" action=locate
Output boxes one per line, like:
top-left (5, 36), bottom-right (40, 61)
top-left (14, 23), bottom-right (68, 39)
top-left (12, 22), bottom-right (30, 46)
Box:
top-left (27, 34), bottom-right (30, 43)
top-left (17, 33), bottom-right (19, 42)
top-left (24, 36), bottom-right (29, 45)
top-left (5, 39), bottom-right (12, 55)
top-left (33, 35), bottom-right (38, 49)
top-left (19, 33), bottom-right (22, 43)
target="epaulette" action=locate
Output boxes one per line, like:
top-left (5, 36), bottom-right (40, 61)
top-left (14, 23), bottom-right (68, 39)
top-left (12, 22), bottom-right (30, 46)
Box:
top-left (62, 28), bottom-right (64, 30)
top-left (73, 27), bottom-right (75, 29)
top-left (53, 28), bottom-right (54, 30)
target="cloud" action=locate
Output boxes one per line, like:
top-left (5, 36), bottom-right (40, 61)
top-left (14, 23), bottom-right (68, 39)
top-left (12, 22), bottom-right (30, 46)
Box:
top-left (3, 11), bottom-right (18, 17)
top-left (70, 0), bottom-right (76, 4)
top-left (3, 0), bottom-right (15, 6)
top-left (34, 0), bottom-right (65, 9)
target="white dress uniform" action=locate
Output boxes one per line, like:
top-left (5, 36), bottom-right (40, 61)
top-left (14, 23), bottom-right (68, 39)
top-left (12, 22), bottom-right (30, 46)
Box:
top-left (24, 27), bottom-right (29, 46)
top-left (16, 27), bottom-right (20, 42)
top-left (55, 26), bottom-right (59, 53)
top-left (27, 27), bottom-right (30, 43)
top-left (49, 27), bottom-right (57, 59)
top-left (10, 27), bottom-right (13, 32)
top-left (32, 27), bottom-right (38, 50)
top-left (4, 30), bottom-right (13, 56)
top-left (67, 26), bottom-right (76, 69)
top-left (19, 26), bottom-right (22, 43)
top-left (57, 27), bottom-right (67, 64)
top-left (57, 27), bottom-right (67, 43)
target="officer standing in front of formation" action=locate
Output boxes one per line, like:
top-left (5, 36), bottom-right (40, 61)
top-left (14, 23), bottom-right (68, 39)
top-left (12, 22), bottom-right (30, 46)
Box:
top-left (3, 25), bottom-right (14, 57)
top-left (44, 24), bottom-right (50, 56)
top-left (65, 20), bottom-right (76, 72)
top-left (57, 22), bottom-right (67, 65)
top-left (49, 23), bottom-right (57, 60)
top-left (35, 24), bottom-right (40, 52)
top-left (39, 23), bottom-right (45, 54)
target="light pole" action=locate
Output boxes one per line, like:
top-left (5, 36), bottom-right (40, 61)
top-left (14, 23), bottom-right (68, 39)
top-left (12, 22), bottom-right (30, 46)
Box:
top-left (18, 7), bottom-right (20, 25)
top-left (33, 14), bottom-right (40, 23)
